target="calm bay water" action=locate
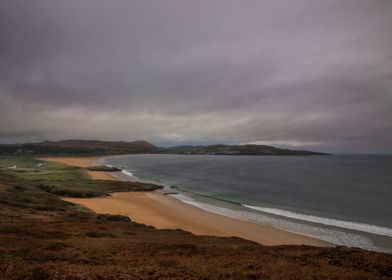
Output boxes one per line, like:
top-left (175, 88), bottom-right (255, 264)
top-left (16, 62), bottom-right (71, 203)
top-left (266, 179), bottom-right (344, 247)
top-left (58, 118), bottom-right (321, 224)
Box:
top-left (103, 154), bottom-right (392, 252)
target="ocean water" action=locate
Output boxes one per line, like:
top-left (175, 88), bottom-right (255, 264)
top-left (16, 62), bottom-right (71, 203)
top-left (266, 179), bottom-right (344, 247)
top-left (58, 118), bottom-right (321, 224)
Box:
top-left (103, 154), bottom-right (392, 252)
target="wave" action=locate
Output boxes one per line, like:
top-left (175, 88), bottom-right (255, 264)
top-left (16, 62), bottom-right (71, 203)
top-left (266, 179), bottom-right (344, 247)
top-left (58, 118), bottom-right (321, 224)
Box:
top-left (243, 205), bottom-right (392, 237)
top-left (104, 167), bottom-right (137, 182)
top-left (170, 186), bottom-right (392, 238)
top-left (172, 187), bottom-right (242, 206)
top-left (170, 193), bottom-right (392, 252)
top-left (121, 169), bottom-right (134, 178)
top-left (119, 168), bottom-right (170, 187)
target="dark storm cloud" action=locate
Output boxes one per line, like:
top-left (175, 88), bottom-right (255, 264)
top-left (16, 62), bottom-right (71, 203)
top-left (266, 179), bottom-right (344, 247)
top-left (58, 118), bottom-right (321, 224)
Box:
top-left (1, 0), bottom-right (391, 152)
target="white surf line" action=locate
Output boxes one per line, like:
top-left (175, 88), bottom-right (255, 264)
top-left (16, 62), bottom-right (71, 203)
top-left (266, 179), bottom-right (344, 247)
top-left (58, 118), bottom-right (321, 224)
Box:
top-left (243, 205), bottom-right (392, 237)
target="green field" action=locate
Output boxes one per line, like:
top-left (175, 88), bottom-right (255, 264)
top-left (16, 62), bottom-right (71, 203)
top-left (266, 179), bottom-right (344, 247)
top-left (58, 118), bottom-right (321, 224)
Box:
top-left (0, 156), bottom-right (161, 197)
top-left (0, 156), bottom-right (88, 180)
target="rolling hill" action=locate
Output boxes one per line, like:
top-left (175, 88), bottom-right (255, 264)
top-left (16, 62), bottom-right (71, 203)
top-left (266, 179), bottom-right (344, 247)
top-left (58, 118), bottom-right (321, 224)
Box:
top-left (0, 140), bottom-right (328, 156)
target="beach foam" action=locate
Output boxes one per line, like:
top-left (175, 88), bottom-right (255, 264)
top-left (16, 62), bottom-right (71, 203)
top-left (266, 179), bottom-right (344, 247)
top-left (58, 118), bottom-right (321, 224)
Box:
top-left (121, 169), bottom-right (134, 178)
top-left (170, 193), bottom-right (391, 253)
top-left (243, 205), bottom-right (392, 237)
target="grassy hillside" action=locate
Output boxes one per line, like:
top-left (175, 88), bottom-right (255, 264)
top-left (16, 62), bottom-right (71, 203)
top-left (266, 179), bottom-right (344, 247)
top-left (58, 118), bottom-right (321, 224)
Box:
top-left (0, 156), bottom-right (162, 197)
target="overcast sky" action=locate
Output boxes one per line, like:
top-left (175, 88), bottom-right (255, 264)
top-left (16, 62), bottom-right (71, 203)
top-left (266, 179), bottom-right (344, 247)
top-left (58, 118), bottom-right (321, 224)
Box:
top-left (1, 0), bottom-right (391, 153)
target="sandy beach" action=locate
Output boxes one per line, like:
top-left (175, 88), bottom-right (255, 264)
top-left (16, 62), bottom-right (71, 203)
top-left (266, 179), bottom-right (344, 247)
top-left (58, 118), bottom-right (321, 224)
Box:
top-left (42, 156), bottom-right (329, 246)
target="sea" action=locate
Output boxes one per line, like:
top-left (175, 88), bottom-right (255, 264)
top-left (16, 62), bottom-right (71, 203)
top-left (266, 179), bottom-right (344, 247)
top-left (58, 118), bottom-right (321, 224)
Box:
top-left (102, 154), bottom-right (392, 253)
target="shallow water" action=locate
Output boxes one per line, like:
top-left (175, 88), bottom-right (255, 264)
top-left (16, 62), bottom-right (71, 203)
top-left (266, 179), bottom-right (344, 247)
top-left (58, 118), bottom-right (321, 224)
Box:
top-left (104, 154), bottom-right (392, 252)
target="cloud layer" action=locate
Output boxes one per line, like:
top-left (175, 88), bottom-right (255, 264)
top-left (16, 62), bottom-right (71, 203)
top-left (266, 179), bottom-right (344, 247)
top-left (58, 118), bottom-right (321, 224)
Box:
top-left (1, 0), bottom-right (391, 153)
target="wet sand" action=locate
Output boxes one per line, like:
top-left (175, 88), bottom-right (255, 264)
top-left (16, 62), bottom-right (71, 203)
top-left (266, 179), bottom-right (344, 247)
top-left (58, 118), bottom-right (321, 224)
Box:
top-left (42, 156), bottom-right (330, 246)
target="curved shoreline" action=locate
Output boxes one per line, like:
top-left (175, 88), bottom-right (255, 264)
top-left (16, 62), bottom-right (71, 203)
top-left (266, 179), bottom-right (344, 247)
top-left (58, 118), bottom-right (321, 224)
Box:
top-left (41, 156), bottom-right (331, 247)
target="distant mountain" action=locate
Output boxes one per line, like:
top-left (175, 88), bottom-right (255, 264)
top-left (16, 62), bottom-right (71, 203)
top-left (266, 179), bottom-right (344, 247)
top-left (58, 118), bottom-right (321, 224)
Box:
top-left (157, 144), bottom-right (328, 156)
top-left (0, 140), bottom-right (157, 155)
top-left (0, 140), bottom-right (328, 156)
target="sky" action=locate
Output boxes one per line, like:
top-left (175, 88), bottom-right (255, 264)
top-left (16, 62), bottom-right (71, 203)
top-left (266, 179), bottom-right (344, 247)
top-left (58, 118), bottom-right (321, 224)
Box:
top-left (1, 0), bottom-right (391, 153)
